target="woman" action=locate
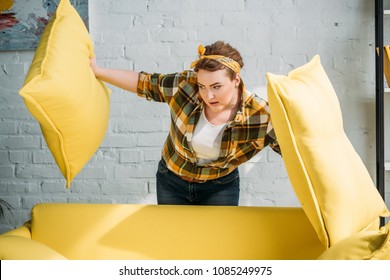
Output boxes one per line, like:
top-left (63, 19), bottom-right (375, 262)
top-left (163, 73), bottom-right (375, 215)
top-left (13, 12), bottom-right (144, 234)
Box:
top-left (90, 41), bottom-right (281, 206)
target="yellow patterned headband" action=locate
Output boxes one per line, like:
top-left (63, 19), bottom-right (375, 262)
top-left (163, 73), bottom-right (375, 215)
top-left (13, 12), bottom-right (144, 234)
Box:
top-left (190, 44), bottom-right (241, 74)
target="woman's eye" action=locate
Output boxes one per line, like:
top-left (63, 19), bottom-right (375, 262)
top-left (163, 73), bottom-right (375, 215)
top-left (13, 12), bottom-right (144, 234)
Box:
top-left (214, 85), bottom-right (221, 90)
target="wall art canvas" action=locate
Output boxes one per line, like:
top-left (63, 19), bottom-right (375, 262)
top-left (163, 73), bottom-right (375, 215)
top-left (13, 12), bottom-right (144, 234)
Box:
top-left (0, 0), bottom-right (88, 51)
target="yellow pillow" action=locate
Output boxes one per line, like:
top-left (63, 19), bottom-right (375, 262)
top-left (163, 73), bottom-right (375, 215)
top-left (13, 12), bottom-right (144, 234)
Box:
top-left (266, 55), bottom-right (390, 247)
top-left (318, 222), bottom-right (390, 260)
top-left (19, 0), bottom-right (111, 188)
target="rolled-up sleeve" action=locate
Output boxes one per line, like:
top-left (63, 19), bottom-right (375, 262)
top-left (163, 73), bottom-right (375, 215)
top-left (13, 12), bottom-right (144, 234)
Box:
top-left (265, 116), bottom-right (282, 155)
top-left (137, 71), bottom-right (183, 103)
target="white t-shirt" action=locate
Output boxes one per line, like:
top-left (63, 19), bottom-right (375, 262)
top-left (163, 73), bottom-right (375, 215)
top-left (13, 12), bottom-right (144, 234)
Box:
top-left (192, 109), bottom-right (227, 165)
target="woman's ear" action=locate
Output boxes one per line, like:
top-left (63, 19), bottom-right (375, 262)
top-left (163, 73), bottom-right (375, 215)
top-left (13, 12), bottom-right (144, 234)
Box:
top-left (235, 73), bottom-right (241, 87)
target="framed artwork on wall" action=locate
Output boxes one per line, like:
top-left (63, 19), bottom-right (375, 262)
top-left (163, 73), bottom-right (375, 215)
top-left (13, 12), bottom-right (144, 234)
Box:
top-left (0, 0), bottom-right (88, 51)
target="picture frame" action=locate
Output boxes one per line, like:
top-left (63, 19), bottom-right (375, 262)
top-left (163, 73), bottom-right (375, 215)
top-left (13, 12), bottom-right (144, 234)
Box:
top-left (0, 0), bottom-right (88, 51)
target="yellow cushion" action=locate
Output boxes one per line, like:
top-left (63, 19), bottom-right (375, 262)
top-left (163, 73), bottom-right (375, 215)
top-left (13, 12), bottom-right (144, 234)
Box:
top-left (19, 0), bottom-right (111, 188)
top-left (0, 235), bottom-right (67, 260)
top-left (318, 222), bottom-right (390, 260)
top-left (266, 55), bottom-right (390, 247)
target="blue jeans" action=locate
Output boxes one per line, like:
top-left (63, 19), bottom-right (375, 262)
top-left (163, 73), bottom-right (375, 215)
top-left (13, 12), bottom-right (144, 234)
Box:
top-left (156, 159), bottom-right (240, 206)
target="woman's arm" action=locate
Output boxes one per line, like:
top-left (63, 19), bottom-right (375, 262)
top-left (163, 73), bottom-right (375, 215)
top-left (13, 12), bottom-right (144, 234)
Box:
top-left (90, 58), bottom-right (139, 93)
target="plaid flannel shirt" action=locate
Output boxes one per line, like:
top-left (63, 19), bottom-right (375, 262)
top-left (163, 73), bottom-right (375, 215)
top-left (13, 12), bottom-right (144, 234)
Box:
top-left (137, 70), bottom-right (281, 181)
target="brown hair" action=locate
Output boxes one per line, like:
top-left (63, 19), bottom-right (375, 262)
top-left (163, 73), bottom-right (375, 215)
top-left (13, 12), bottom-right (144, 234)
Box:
top-left (193, 41), bottom-right (244, 83)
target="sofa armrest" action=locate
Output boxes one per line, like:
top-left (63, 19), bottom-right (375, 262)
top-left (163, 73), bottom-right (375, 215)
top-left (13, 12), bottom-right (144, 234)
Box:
top-left (2, 221), bottom-right (32, 239)
top-left (317, 221), bottom-right (390, 260)
top-left (0, 235), bottom-right (67, 260)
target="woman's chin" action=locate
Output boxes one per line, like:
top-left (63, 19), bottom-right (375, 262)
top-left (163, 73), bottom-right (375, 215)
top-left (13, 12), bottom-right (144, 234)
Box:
top-left (207, 103), bottom-right (223, 111)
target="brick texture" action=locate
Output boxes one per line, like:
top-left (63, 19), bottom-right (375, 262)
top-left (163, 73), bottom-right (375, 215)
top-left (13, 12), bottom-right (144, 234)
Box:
top-left (1, 0), bottom-right (388, 233)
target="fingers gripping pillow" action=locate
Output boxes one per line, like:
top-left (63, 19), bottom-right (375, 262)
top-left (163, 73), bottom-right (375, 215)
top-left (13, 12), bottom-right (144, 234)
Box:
top-left (19, 0), bottom-right (111, 188)
top-left (266, 55), bottom-right (389, 247)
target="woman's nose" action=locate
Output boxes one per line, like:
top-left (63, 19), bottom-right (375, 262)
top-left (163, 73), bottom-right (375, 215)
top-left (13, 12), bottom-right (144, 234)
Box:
top-left (207, 90), bottom-right (215, 99)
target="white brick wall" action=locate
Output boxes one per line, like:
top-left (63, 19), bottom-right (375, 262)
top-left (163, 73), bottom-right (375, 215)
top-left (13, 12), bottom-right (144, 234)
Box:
top-left (1, 0), bottom-right (389, 233)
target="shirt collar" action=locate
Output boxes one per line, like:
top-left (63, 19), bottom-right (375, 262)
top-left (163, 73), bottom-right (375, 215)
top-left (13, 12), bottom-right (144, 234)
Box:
top-left (232, 84), bottom-right (254, 125)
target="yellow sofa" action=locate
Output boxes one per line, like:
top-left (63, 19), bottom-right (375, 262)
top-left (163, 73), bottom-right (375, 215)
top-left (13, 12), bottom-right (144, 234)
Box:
top-left (0, 204), bottom-right (324, 260)
top-left (2, 53), bottom-right (389, 259)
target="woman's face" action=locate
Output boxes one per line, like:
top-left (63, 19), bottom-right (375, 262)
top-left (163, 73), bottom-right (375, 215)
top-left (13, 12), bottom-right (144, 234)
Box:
top-left (197, 69), bottom-right (241, 113)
